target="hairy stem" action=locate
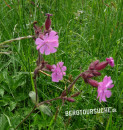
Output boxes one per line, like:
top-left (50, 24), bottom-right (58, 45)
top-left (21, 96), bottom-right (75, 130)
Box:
top-left (34, 77), bottom-right (38, 102)
top-left (15, 105), bottom-right (36, 130)
top-left (37, 97), bottom-right (61, 107)
top-left (15, 97), bottom-right (61, 129)
top-left (0, 35), bottom-right (34, 46)
top-left (61, 73), bottom-right (82, 96)
top-left (39, 70), bottom-right (51, 77)
top-left (67, 73), bottom-right (82, 91)
top-left (16, 72), bottom-right (82, 128)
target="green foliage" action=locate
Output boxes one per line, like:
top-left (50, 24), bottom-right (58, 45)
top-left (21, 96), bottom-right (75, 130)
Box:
top-left (0, 0), bottom-right (122, 129)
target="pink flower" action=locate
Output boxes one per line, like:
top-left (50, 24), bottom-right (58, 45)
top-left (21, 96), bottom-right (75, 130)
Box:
top-left (97, 76), bottom-right (114, 102)
top-left (51, 62), bottom-right (66, 82)
top-left (35, 31), bottom-right (59, 55)
top-left (106, 57), bottom-right (114, 67)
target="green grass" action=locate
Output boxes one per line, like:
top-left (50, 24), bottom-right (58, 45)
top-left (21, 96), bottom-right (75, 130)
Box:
top-left (0, 0), bottom-right (123, 129)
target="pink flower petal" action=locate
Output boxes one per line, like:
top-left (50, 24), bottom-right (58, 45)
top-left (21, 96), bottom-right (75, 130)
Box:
top-left (102, 93), bottom-right (107, 102)
top-left (97, 76), bottom-right (114, 102)
top-left (57, 62), bottom-right (64, 67)
top-left (36, 44), bottom-right (43, 50)
top-left (99, 93), bottom-right (103, 102)
top-left (48, 41), bottom-right (59, 47)
top-left (63, 72), bottom-right (66, 75)
top-left (35, 38), bottom-right (43, 45)
top-left (44, 45), bottom-right (51, 55)
top-left (49, 47), bottom-right (57, 53)
top-left (49, 31), bottom-right (57, 37)
top-left (62, 66), bottom-right (67, 71)
top-left (51, 62), bottom-right (67, 82)
top-left (52, 73), bottom-right (59, 82)
top-left (35, 31), bottom-right (59, 55)
top-left (39, 45), bottom-right (45, 54)
top-left (105, 90), bottom-right (112, 98)
top-left (108, 84), bottom-right (114, 89)
top-left (106, 57), bottom-right (114, 67)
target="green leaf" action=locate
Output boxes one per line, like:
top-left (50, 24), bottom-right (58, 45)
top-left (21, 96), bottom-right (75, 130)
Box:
top-left (29, 91), bottom-right (39, 104)
top-left (106, 113), bottom-right (112, 130)
top-left (15, 92), bottom-right (28, 102)
top-left (0, 88), bottom-right (4, 97)
top-left (9, 101), bottom-right (17, 111)
top-left (38, 105), bottom-right (53, 116)
top-left (0, 114), bottom-right (9, 130)
top-left (0, 95), bottom-right (13, 106)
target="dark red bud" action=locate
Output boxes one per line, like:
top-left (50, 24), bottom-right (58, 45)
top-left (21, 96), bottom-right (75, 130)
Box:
top-left (46, 64), bottom-right (53, 71)
top-left (92, 70), bottom-right (101, 76)
top-left (63, 97), bottom-right (75, 102)
top-left (71, 91), bottom-right (81, 97)
top-left (95, 61), bottom-right (108, 70)
top-left (61, 89), bottom-right (69, 97)
top-left (87, 79), bottom-right (99, 87)
top-left (87, 73), bottom-right (94, 78)
top-left (45, 13), bottom-right (53, 30)
top-left (81, 73), bottom-right (88, 79)
top-left (33, 22), bottom-right (43, 37)
top-left (89, 60), bottom-right (99, 70)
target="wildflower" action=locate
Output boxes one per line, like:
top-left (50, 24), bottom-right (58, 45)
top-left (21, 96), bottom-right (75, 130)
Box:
top-left (35, 31), bottom-right (59, 55)
top-left (97, 76), bottom-right (114, 102)
top-left (106, 57), bottom-right (114, 67)
top-left (51, 62), bottom-right (66, 82)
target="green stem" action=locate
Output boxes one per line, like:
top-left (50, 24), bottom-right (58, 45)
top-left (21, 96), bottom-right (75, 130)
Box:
top-left (0, 35), bottom-right (34, 46)
top-left (15, 105), bottom-right (36, 130)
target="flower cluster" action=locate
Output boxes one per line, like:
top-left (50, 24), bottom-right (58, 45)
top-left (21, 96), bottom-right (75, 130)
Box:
top-left (81, 57), bottom-right (114, 102)
top-left (34, 13), bottom-right (115, 103)
top-left (34, 14), bottom-right (66, 82)
top-left (34, 14), bottom-right (59, 55)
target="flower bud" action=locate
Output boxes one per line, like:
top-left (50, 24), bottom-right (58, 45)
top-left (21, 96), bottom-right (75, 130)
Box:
top-left (61, 89), bottom-right (69, 97)
top-left (87, 79), bottom-right (99, 87)
top-left (46, 64), bottom-right (54, 71)
top-left (89, 60), bottom-right (99, 70)
top-left (87, 73), bottom-right (94, 78)
top-left (45, 13), bottom-right (53, 30)
top-left (81, 72), bottom-right (88, 79)
top-left (92, 70), bottom-right (101, 76)
top-left (95, 61), bottom-right (108, 70)
top-left (71, 91), bottom-right (81, 97)
top-left (63, 97), bottom-right (75, 102)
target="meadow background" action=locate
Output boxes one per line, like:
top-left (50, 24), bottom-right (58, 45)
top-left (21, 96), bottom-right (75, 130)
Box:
top-left (0, 0), bottom-right (123, 129)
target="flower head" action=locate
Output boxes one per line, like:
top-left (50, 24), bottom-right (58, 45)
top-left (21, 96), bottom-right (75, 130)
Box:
top-left (51, 62), bottom-right (66, 82)
top-left (35, 31), bottom-right (59, 55)
top-left (106, 57), bottom-right (114, 67)
top-left (97, 76), bottom-right (114, 102)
